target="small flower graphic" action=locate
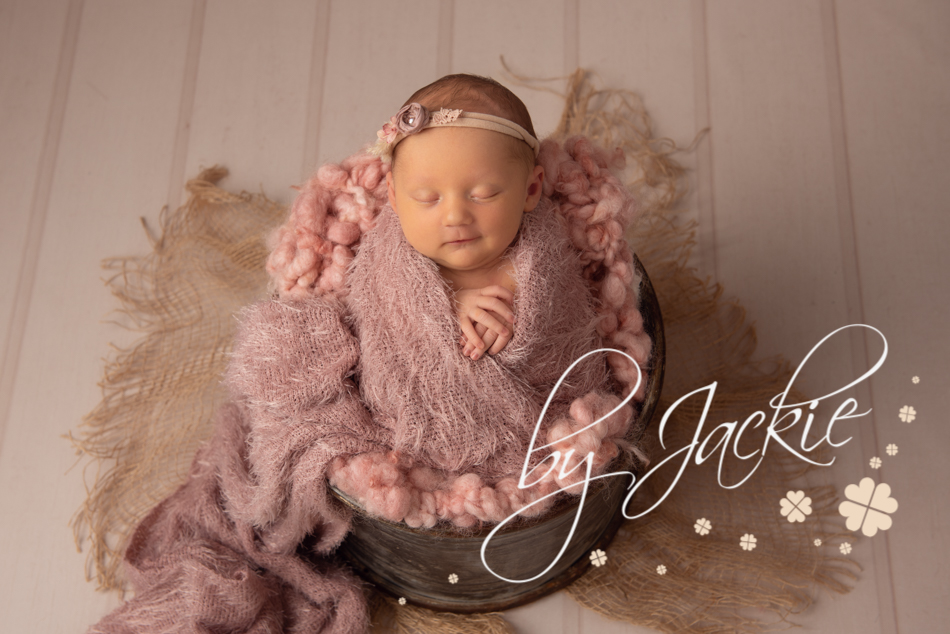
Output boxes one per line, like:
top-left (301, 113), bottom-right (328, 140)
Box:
top-left (869, 456), bottom-right (882, 469)
top-left (839, 477), bottom-right (899, 537)
top-left (886, 444), bottom-right (898, 456)
top-left (912, 376), bottom-right (920, 384)
top-left (779, 490), bottom-right (813, 523)
top-left (740, 534), bottom-right (757, 551)
top-left (448, 573), bottom-right (459, 584)
top-left (589, 549), bottom-right (608, 567)
top-left (694, 518), bottom-right (712, 536)
top-left (431, 107), bottom-right (462, 125)
top-left (814, 538), bottom-right (822, 547)
top-left (898, 405), bottom-right (916, 423)
top-left (656, 564), bottom-right (667, 575)
top-left (840, 542), bottom-right (852, 555)
top-left (398, 597), bottom-right (407, 605)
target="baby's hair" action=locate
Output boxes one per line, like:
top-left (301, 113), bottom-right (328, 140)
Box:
top-left (396, 74), bottom-right (538, 169)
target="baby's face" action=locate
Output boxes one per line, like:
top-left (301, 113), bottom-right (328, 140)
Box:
top-left (387, 126), bottom-right (544, 283)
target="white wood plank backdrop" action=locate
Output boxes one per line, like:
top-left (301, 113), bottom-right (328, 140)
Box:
top-left (1, 1), bottom-right (947, 632)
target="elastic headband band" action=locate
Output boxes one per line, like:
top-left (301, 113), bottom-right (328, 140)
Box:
top-left (369, 102), bottom-right (540, 162)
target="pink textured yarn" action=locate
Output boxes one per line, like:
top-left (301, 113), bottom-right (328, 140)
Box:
top-left (266, 152), bottom-right (389, 298)
top-left (538, 137), bottom-right (649, 398)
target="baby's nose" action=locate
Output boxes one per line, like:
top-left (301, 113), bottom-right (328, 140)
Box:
top-left (441, 195), bottom-right (472, 225)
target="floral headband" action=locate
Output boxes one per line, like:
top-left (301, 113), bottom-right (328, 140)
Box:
top-left (369, 102), bottom-right (540, 162)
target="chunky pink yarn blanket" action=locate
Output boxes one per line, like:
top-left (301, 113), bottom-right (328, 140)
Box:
top-left (89, 137), bottom-right (652, 633)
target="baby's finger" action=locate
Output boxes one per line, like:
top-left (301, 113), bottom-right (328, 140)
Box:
top-left (470, 308), bottom-right (510, 340)
top-left (474, 296), bottom-right (516, 324)
top-left (459, 318), bottom-right (486, 352)
top-left (487, 328), bottom-right (511, 355)
top-left (468, 330), bottom-right (498, 360)
top-left (480, 328), bottom-right (499, 350)
top-left (466, 324), bottom-right (490, 359)
top-left (479, 285), bottom-right (515, 304)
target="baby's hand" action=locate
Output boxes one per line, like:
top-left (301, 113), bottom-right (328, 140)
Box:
top-left (463, 323), bottom-right (497, 360)
top-left (454, 285), bottom-right (516, 360)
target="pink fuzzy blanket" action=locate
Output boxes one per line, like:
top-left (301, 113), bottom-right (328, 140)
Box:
top-left (89, 137), bottom-right (651, 633)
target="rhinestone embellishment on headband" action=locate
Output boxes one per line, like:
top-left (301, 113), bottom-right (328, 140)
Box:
top-left (371, 102), bottom-right (430, 159)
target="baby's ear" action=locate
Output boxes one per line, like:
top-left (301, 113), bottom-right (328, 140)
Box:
top-left (523, 164), bottom-right (545, 213)
top-left (386, 171), bottom-right (397, 210)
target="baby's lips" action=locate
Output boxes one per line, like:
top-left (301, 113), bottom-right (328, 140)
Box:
top-left (443, 232), bottom-right (480, 244)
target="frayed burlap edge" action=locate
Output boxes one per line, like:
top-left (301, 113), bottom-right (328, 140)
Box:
top-left (369, 593), bottom-right (516, 634)
top-left (68, 169), bottom-right (286, 590)
top-left (70, 69), bottom-right (858, 632)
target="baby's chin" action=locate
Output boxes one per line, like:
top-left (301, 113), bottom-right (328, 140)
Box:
top-left (436, 256), bottom-right (515, 289)
top-left (436, 253), bottom-right (500, 274)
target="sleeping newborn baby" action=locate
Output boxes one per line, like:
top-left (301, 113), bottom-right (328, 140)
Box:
top-left (244, 73), bottom-right (653, 529)
top-left (381, 78), bottom-right (545, 362)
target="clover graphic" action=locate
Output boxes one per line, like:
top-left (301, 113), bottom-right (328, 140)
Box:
top-left (779, 490), bottom-right (812, 523)
top-left (838, 477), bottom-right (898, 537)
top-left (589, 549), bottom-right (608, 567)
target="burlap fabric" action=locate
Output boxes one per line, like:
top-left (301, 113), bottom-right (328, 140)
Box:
top-left (71, 71), bottom-right (857, 633)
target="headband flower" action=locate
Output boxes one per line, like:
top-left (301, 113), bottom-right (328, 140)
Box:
top-left (371, 103), bottom-right (430, 159)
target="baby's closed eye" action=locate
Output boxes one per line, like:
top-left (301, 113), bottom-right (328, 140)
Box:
top-left (470, 188), bottom-right (499, 201)
top-left (410, 191), bottom-right (440, 204)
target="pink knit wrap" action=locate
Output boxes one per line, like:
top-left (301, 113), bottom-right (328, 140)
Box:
top-left (89, 136), bottom-right (651, 633)
top-left (89, 394), bottom-right (371, 634)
